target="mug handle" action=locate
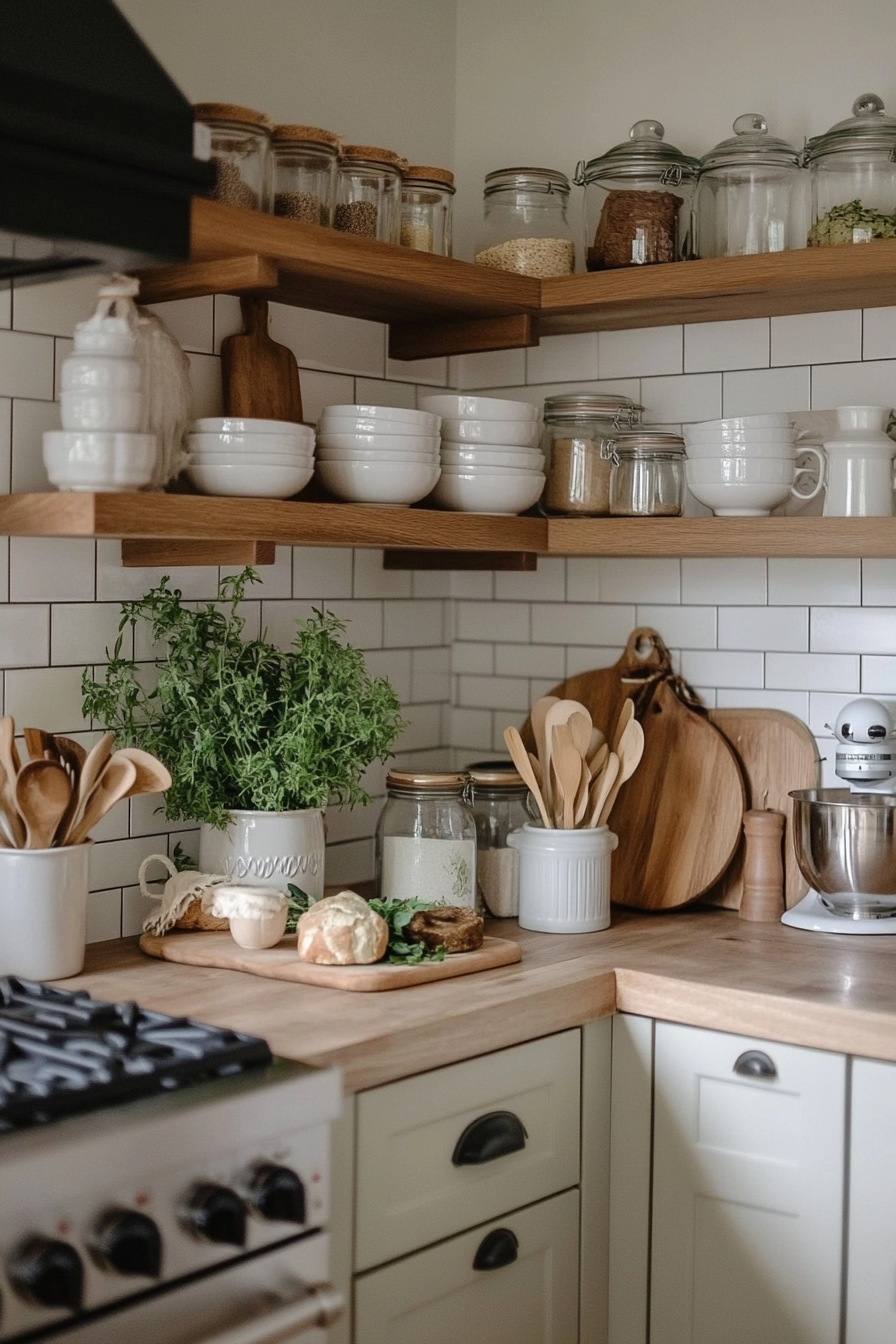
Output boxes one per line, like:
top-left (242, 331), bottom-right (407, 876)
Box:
top-left (791, 445), bottom-right (825, 501)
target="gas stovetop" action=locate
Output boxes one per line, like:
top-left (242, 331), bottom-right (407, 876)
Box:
top-left (0, 978), bottom-right (272, 1133)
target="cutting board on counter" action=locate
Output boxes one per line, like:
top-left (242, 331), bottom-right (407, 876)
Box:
top-left (139, 931), bottom-right (521, 992)
top-left (220, 296), bottom-right (304, 423)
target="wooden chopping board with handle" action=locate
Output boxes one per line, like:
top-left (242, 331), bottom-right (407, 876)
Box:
top-left (220, 296), bottom-right (304, 423)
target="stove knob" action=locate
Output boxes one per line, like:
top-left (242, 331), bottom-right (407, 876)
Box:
top-left (90, 1209), bottom-right (162, 1278)
top-left (182, 1183), bottom-right (247, 1246)
top-left (249, 1164), bottom-right (306, 1224)
top-left (8, 1236), bottom-right (84, 1311)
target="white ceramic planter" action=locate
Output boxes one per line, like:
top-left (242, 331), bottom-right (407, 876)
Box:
top-left (507, 823), bottom-right (618, 933)
top-left (0, 844), bottom-right (91, 979)
top-left (198, 809), bottom-right (325, 899)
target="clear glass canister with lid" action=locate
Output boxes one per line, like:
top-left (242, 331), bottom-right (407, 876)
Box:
top-left (334, 145), bottom-right (406, 243)
top-left (609, 431), bottom-right (685, 517)
top-left (271, 124), bottom-right (341, 226)
top-left (375, 771), bottom-right (478, 909)
top-left (469, 769), bottom-right (533, 918)
top-left (576, 121), bottom-right (698, 270)
top-left (805, 95), bottom-right (896, 246)
top-left (474, 168), bottom-right (576, 277)
top-left (541, 393), bottom-right (643, 516)
top-left (193, 103), bottom-right (272, 211)
top-left (400, 166), bottom-right (455, 255)
top-left (694, 115), bottom-right (802, 257)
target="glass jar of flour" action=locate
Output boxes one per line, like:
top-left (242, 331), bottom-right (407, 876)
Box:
top-left (376, 772), bottom-right (478, 909)
top-left (469, 769), bottom-right (533, 917)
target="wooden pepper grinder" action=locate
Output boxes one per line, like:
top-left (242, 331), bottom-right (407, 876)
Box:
top-left (740, 808), bottom-right (785, 921)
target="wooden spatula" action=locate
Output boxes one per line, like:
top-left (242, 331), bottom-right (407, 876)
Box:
top-left (221, 296), bottom-right (304, 424)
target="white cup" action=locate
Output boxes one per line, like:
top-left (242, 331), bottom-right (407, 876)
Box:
top-left (0, 844), bottom-right (91, 979)
top-left (506, 823), bottom-right (618, 933)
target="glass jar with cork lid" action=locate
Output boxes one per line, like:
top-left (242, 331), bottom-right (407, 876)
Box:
top-left (541, 393), bottom-right (643, 517)
top-left (475, 167), bottom-right (576, 276)
top-left (334, 145), bottom-right (407, 243)
top-left (193, 103), bottom-right (272, 211)
top-left (400, 166), bottom-right (455, 255)
top-left (376, 771), bottom-right (478, 910)
top-left (271, 124), bottom-right (341, 226)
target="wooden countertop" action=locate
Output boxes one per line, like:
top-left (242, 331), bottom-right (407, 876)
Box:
top-left (60, 908), bottom-right (896, 1090)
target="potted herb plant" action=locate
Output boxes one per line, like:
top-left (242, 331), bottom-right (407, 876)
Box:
top-left (82, 568), bottom-right (404, 896)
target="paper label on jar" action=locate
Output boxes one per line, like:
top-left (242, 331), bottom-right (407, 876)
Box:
top-left (380, 837), bottom-right (476, 908)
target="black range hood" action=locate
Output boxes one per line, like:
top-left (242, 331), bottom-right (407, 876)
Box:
top-left (0, 0), bottom-right (215, 285)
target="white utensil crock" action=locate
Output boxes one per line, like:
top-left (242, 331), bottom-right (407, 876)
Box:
top-left (198, 809), bottom-right (325, 899)
top-left (822, 407), bottom-right (895, 517)
top-left (0, 844), bottom-right (90, 979)
top-left (507, 823), bottom-right (618, 933)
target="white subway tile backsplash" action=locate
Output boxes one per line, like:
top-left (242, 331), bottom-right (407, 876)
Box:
top-left (453, 642), bottom-right (494, 675)
top-left (684, 319), bottom-right (769, 373)
top-left (716, 687), bottom-right (810, 720)
top-left (4, 665), bottom-right (89, 731)
top-left (386, 353), bottom-right (449, 386)
top-left (91, 835), bottom-right (175, 892)
top-left (186, 352), bottom-right (222, 419)
top-left (810, 358), bottom-right (896, 409)
top-left (599, 327), bottom-right (682, 380)
top-left (457, 601), bottom-right (529, 643)
top-left (636, 605), bottom-right (716, 649)
top-left (811, 606), bottom-right (896, 654)
top-left (532, 602), bottom-right (635, 646)
top-left (771, 310), bottom-right (861, 367)
top-left (354, 378), bottom-right (418, 409)
top-left (50, 603), bottom-right (122, 665)
top-left (863, 560), bottom-right (896, 605)
top-left (680, 649), bottom-right (764, 688)
top-left (861, 656), bottom-right (896, 693)
top-left (148, 297), bottom-right (216, 354)
top-left (564, 645), bottom-right (627, 677)
top-left (227, 546), bottom-right (293, 600)
top-left (766, 652), bottom-right (860, 692)
top-left (0, 289), bottom-right (10, 329)
top-left (358, 648), bottom-right (413, 703)
top-left (450, 706), bottom-right (494, 750)
top-left (862, 306), bottom-right (896, 361)
top-left (0, 606), bottom-right (48, 666)
top-left (412, 570), bottom-right (452, 598)
top-left (394, 701), bottom-right (443, 752)
top-left (718, 605), bottom-right (808, 652)
top-left (269, 305), bottom-right (385, 378)
top-left (325, 797), bottom-right (384, 845)
top-left (641, 372), bottom-right (720, 424)
top-left (449, 571), bottom-right (493, 599)
top-left (807, 691), bottom-right (854, 736)
top-left (722, 365), bottom-right (811, 416)
top-left (10, 537), bottom-right (96, 603)
top-left (293, 546), bottom-right (353, 599)
top-left (495, 558), bottom-right (565, 601)
top-left (320, 599), bottom-right (384, 650)
top-left (95, 542), bottom-right (220, 602)
top-left (11, 398), bottom-right (59, 492)
top-left (86, 889), bottom-right (122, 943)
top-left (324, 838), bottom-right (374, 887)
top-left (681, 558), bottom-right (767, 605)
top-left (12, 275), bottom-right (98, 339)
top-left (599, 557), bottom-right (680, 604)
top-left (0, 396), bottom-right (10, 494)
top-left (527, 333), bottom-right (598, 385)
top-left (458, 675), bottom-right (531, 711)
top-left (411, 646), bottom-right (451, 703)
top-left (769, 558), bottom-right (861, 606)
top-left (384, 600), bottom-right (444, 647)
top-left (353, 549), bottom-right (413, 598)
top-left (448, 348), bottom-right (526, 390)
top-left (565, 558), bottom-right (601, 603)
top-left (297, 369), bottom-right (355, 422)
top-left (494, 641), bottom-right (565, 679)
top-left (0, 540), bottom-right (8, 605)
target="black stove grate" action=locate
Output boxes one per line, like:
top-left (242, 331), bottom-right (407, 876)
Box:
top-left (0, 977), bottom-right (272, 1132)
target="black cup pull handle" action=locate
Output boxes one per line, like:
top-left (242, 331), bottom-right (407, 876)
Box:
top-left (452, 1111), bottom-right (528, 1166)
top-left (473, 1228), bottom-right (519, 1271)
top-left (733, 1050), bottom-right (777, 1080)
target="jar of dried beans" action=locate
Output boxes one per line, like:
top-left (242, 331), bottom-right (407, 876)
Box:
top-left (575, 121), bottom-right (698, 270)
top-left (474, 167), bottom-right (576, 276)
top-left (334, 145), bottom-right (406, 243)
top-left (271, 124), bottom-right (341, 226)
top-left (400, 166), bottom-right (455, 256)
top-left (541, 393), bottom-right (643, 517)
top-left (193, 103), bottom-right (272, 212)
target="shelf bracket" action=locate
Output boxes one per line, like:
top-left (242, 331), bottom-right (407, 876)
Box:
top-left (121, 539), bottom-right (276, 568)
top-left (388, 313), bottom-right (539, 362)
top-left (384, 550), bottom-right (538, 571)
top-left (135, 255), bottom-right (279, 305)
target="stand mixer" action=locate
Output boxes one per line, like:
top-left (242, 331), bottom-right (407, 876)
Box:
top-left (783, 697), bottom-right (896, 933)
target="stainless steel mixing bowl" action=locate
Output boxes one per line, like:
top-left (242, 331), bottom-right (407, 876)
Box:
top-left (789, 789), bottom-right (896, 918)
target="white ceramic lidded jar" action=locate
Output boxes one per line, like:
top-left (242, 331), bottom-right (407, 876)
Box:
top-left (376, 771), bottom-right (478, 909)
top-left (694, 115), bottom-right (802, 257)
top-left (59, 307), bottom-right (143, 432)
top-left (821, 406), bottom-right (896, 517)
top-left (805, 95), bottom-right (896, 246)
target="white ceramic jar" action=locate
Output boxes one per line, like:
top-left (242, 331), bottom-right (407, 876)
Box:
top-left (59, 313), bottom-right (144, 432)
top-left (507, 823), bottom-right (618, 933)
top-left (822, 405), bottom-right (896, 516)
top-left (198, 809), bottom-right (326, 900)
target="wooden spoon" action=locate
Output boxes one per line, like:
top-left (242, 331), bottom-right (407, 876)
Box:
top-left (71, 730), bottom-right (115, 829)
top-left (598, 718), bottom-right (645, 827)
top-left (568, 709), bottom-right (593, 760)
top-left (586, 727), bottom-right (606, 765)
top-left (585, 751), bottom-right (620, 829)
top-left (551, 723), bottom-right (582, 830)
top-left (0, 720), bottom-right (25, 847)
top-left (51, 737), bottom-right (87, 846)
top-left (113, 747), bottom-right (172, 798)
top-left (68, 755), bottom-right (137, 846)
top-left (542, 700), bottom-right (588, 808)
top-left (530, 696), bottom-right (559, 805)
top-left (503, 726), bottom-right (552, 829)
top-left (0, 762), bottom-right (22, 848)
top-left (589, 741), bottom-right (610, 781)
top-left (574, 754), bottom-right (592, 826)
top-left (611, 697), bottom-right (635, 752)
top-left (15, 760), bottom-right (72, 849)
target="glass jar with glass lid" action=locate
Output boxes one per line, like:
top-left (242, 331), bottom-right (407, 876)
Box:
top-left (575, 120), bottom-right (698, 270)
top-left (468, 768), bottom-right (534, 918)
top-left (375, 771), bottom-right (478, 910)
top-left (693, 115), bottom-right (802, 257)
top-left (334, 145), bottom-right (407, 243)
top-left (608, 431), bottom-right (686, 517)
top-left (193, 103), bottom-right (272, 211)
top-left (805, 95), bottom-right (896, 247)
top-left (541, 393), bottom-right (643, 517)
top-left (400, 166), bottom-right (455, 255)
top-left (474, 167), bottom-right (576, 276)
top-left (271, 124), bottom-right (341, 226)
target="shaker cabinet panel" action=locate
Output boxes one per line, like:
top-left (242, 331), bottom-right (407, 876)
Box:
top-left (847, 1057), bottom-right (896, 1343)
top-left (650, 1022), bottom-right (845, 1344)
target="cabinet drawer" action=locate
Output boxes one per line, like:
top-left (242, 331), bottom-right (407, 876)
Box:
top-left (354, 1029), bottom-right (581, 1270)
top-left (847, 1057), bottom-right (896, 1342)
top-left (354, 1187), bottom-right (579, 1344)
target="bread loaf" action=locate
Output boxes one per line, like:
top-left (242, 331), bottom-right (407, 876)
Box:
top-left (296, 890), bottom-right (389, 965)
top-left (406, 905), bottom-right (484, 953)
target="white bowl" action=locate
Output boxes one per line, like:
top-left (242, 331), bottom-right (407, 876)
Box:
top-left (192, 417), bottom-right (313, 437)
top-left (316, 447), bottom-right (436, 465)
top-left (685, 426), bottom-right (797, 445)
top-left (429, 470), bottom-right (545, 514)
top-left (43, 430), bottom-right (158, 492)
top-left (685, 439), bottom-right (798, 459)
top-left (60, 389), bottom-right (144, 433)
top-left (320, 404), bottom-right (440, 431)
top-left (440, 417), bottom-right (541, 447)
top-left (419, 394), bottom-right (539, 422)
top-left (316, 431), bottom-right (440, 453)
top-left (686, 457), bottom-right (809, 486)
top-left (188, 430), bottom-right (313, 455)
top-left (315, 458), bottom-right (441, 505)
top-left (318, 414), bottom-right (440, 439)
top-left (689, 414), bottom-right (794, 433)
top-left (685, 480), bottom-right (793, 516)
top-left (185, 462), bottom-right (313, 498)
top-left (440, 461), bottom-right (544, 479)
top-left (441, 446), bottom-right (544, 470)
top-left (188, 450), bottom-right (315, 468)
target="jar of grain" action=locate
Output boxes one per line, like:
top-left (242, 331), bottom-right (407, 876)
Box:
top-left (474, 167), bottom-right (576, 276)
top-left (609, 431), bottom-right (685, 517)
top-left (469, 769), bottom-right (533, 918)
top-left (334, 145), bottom-right (407, 243)
top-left (805, 95), bottom-right (896, 247)
top-left (193, 103), bottom-right (272, 211)
top-left (541, 393), bottom-right (643, 516)
top-left (271, 124), bottom-right (341, 226)
top-left (400, 166), bottom-right (455, 256)
top-left (376, 772), bottom-right (479, 910)
top-left (575, 121), bottom-right (698, 270)
top-left (694, 115), bottom-right (802, 258)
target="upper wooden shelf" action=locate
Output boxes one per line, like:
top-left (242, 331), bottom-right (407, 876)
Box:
top-left (135, 200), bottom-right (896, 358)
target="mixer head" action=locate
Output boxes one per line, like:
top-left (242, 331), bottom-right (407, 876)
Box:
top-left (831, 697), bottom-right (896, 787)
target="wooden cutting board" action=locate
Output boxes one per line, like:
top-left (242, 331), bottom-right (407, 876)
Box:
top-left (140, 931), bottom-right (521, 992)
top-left (220, 296), bottom-right (304, 423)
top-left (704, 708), bottom-right (821, 911)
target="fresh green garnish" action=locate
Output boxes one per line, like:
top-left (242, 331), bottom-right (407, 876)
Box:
top-left (808, 199), bottom-right (896, 247)
top-left (170, 841), bottom-right (195, 873)
top-left (285, 883), bottom-right (313, 933)
top-left (368, 897), bottom-right (447, 965)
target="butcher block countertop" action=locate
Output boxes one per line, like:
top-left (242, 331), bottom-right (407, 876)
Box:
top-left (62, 909), bottom-right (896, 1092)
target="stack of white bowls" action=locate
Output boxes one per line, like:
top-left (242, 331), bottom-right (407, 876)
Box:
top-left (418, 395), bottom-right (545, 514)
top-left (185, 418), bottom-right (315, 498)
top-left (684, 415), bottom-right (824, 516)
top-left (315, 405), bottom-right (441, 506)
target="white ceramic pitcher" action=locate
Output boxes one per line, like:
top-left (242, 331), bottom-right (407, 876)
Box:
top-left (822, 406), bottom-right (895, 517)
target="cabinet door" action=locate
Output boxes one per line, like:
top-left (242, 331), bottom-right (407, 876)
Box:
top-left (354, 1188), bottom-right (579, 1344)
top-left (651, 1021), bottom-right (845, 1344)
top-left (847, 1057), bottom-right (896, 1342)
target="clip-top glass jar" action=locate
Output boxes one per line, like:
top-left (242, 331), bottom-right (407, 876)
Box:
top-left (469, 769), bottom-right (533, 918)
top-left (609, 431), bottom-right (685, 517)
top-left (271, 124), bottom-right (340, 226)
top-left (694, 115), bottom-right (802, 257)
top-left (376, 771), bottom-right (478, 909)
top-left (575, 121), bottom-right (698, 270)
top-left (400, 166), bottom-right (455, 256)
top-left (194, 103), bottom-right (272, 211)
top-left (805, 95), bottom-right (896, 246)
top-left (475, 168), bottom-right (576, 276)
top-left (541, 393), bottom-right (643, 517)
top-left (334, 145), bottom-right (407, 243)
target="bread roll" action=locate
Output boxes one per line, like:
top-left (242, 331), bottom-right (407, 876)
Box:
top-left (407, 905), bottom-right (484, 953)
top-left (296, 890), bottom-right (389, 965)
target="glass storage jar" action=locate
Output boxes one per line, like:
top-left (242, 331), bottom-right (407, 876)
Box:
top-left (541, 393), bottom-right (643, 516)
top-left (609, 431), bottom-right (685, 517)
top-left (193, 103), bottom-right (272, 211)
top-left (805, 95), bottom-right (896, 246)
top-left (694, 115), bottom-right (802, 257)
top-left (334, 145), bottom-right (406, 243)
top-left (575, 121), bottom-right (698, 270)
top-left (271, 124), bottom-right (341, 226)
top-left (375, 771), bottom-right (478, 910)
top-left (474, 168), bottom-right (576, 276)
top-left (400, 166), bottom-right (455, 255)
top-left (469, 769), bottom-right (533, 918)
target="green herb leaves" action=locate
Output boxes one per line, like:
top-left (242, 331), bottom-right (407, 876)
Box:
top-left (368, 897), bottom-right (447, 964)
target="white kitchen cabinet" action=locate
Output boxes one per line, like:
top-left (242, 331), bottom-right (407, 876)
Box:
top-left (650, 1021), bottom-right (846, 1344)
top-left (846, 1056), bottom-right (896, 1342)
